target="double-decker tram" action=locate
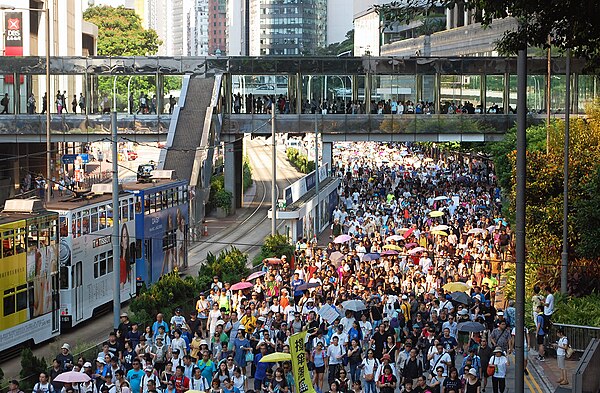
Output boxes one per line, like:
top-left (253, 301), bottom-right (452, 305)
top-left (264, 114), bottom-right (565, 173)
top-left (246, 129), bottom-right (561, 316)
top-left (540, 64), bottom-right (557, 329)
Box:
top-left (0, 199), bottom-right (60, 352)
top-left (47, 184), bottom-right (137, 329)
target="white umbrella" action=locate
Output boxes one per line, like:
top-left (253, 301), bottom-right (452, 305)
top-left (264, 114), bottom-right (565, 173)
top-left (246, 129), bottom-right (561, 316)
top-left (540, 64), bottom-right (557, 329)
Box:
top-left (409, 247), bottom-right (426, 254)
top-left (386, 234), bottom-right (404, 242)
top-left (431, 225), bottom-right (449, 231)
top-left (434, 195), bottom-right (449, 201)
top-left (342, 299), bottom-right (367, 312)
top-left (468, 228), bottom-right (486, 235)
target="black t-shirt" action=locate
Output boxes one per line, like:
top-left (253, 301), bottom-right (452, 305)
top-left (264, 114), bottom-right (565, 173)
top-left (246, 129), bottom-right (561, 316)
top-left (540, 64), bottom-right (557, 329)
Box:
top-left (378, 374), bottom-right (396, 393)
top-left (465, 379), bottom-right (481, 393)
top-left (443, 378), bottom-right (462, 393)
top-left (372, 330), bottom-right (391, 358)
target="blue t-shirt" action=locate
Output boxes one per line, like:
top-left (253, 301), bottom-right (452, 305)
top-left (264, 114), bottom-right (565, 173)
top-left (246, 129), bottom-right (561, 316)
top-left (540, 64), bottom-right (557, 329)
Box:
top-left (127, 369), bottom-right (145, 393)
top-left (439, 335), bottom-right (458, 352)
top-left (292, 279), bottom-right (305, 297)
top-left (254, 353), bottom-right (274, 380)
top-left (197, 359), bottom-right (217, 383)
top-left (537, 314), bottom-right (545, 335)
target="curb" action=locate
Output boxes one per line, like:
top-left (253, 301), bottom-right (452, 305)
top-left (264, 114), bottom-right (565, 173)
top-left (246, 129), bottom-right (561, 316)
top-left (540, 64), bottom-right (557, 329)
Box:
top-left (528, 350), bottom-right (560, 393)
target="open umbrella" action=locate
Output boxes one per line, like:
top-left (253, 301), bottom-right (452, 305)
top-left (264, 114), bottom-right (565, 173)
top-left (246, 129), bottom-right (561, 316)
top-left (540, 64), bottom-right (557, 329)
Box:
top-left (434, 195), bottom-right (449, 201)
top-left (53, 371), bottom-right (91, 383)
top-left (259, 352), bottom-right (292, 362)
top-left (457, 321), bottom-right (486, 333)
top-left (429, 210), bottom-right (444, 217)
top-left (342, 299), bottom-right (367, 312)
top-left (334, 234), bottom-right (352, 243)
top-left (381, 250), bottom-right (399, 256)
top-left (431, 225), bottom-right (449, 231)
top-left (443, 281), bottom-right (470, 292)
top-left (430, 230), bottom-right (448, 236)
top-left (263, 258), bottom-right (282, 265)
top-left (403, 228), bottom-right (415, 238)
top-left (363, 253), bottom-right (380, 261)
top-left (450, 291), bottom-right (473, 305)
top-left (296, 282), bottom-right (320, 291)
top-left (404, 242), bottom-right (417, 249)
top-left (386, 234), bottom-right (404, 242)
top-left (230, 281), bottom-right (254, 291)
top-left (383, 244), bottom-right (402, 251)
top-left (409, 247), bottom-right (426, 254)
top-left (329, 251), bottom-right (345, 264)
top-left (487, 225), bottom-right (496, 232)
top-left (468, 228), bottom-right (486, 235)
top-left (397, 228), bottom-right (411, 234)
top-left (247, 271), bottom-right (266, 280)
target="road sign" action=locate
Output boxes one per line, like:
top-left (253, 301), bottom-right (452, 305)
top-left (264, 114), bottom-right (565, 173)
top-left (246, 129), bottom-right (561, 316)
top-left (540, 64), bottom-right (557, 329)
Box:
top-left (61, 154), bottom-right (89, 164)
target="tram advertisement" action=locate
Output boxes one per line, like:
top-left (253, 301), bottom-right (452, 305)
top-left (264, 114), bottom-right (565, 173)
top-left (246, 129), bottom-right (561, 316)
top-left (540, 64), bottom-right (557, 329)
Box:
top-left (142, 204), bottom-right (188, 284)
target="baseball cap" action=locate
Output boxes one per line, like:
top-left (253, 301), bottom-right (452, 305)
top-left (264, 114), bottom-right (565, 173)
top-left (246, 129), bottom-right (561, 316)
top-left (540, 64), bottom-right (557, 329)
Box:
top-left (145, 366), bottom-right (153, 372)
top-left (61, 343), bottom-right (71, 350)
top-left (497, 311), bottom-right (504, 316)
top-left (120, 312), bottom-right (128, 317)
top-left (402, 295), bottom-right (408, 300)
top-left (83, 362), bottom-right (92, 368)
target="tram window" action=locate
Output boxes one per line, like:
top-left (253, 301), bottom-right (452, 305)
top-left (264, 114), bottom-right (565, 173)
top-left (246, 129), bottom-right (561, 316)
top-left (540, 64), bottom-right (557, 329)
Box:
top-left (28, 224), bottom-right (39, 251)
top-left (60, 266), bottom-right (69, 289)
top-left (49, 219), bottom-right (58, 246)
top-left (3, 288), bottom-right (15, 316)
top-left (59, 217), bottom-right (68, 237)
top-left (91, 208), bottom-right (99, 232)
top-left (162, 191), bottom-right (168, 209)
top-left (150, 194), bottom-right (157, 214)
top-left (94, 255), bottom-right (99, 279)
top-left (121, 203), bottom-right (128, 223)
top-left (135, 196), bottom-right (142, 214)
top-left (172, 188), bottom-right (178, 205)
top-left (130, 199), bottom-right (136, 219)
top-left (107, 250), bottom-right (113, 273)
top-left (28, 283), bottom-right (34, 312)
top-left (16, 285), bottom-right (27, 312)
top-left (99, 252), bottom-right (107, 276)
top-left (15, 227), bottom-right (25, 254)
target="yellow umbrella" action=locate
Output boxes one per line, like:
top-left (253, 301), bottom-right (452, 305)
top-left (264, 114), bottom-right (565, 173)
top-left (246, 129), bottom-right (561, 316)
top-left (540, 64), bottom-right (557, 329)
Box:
top-left (383, 244), bottom-right (402, 251)
top-left (431, 230), bottom-right (448, 236)
top-left (429, 210), bottom-right (444, 217)
top-left (259, 352), bottom-right (292, 362)
top-left (443, 282), bottom-right (470, 292)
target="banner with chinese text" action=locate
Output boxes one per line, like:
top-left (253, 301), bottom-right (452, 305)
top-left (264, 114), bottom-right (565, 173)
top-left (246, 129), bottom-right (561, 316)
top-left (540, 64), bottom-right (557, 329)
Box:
top-left (290, 331), bottom-right (316, 393)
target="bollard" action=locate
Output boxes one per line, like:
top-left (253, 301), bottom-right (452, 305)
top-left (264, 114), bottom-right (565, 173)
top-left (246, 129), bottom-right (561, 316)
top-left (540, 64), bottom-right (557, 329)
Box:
top-left (202, 224), bottom-right (208, 236)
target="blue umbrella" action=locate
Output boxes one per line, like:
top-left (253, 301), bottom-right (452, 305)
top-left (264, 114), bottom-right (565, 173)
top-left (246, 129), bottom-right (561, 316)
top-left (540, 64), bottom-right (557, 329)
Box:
top-left (363, 253), bottom-right (380, 262)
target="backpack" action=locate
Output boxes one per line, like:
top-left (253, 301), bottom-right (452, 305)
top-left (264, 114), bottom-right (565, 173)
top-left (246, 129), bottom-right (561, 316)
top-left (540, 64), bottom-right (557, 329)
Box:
top-left (1, 97), bottom-right (7, 106)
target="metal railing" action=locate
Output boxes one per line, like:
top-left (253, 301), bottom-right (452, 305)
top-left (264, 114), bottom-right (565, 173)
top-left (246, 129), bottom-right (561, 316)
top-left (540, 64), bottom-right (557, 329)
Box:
top-left (550, 323), bottom-right (600, 352)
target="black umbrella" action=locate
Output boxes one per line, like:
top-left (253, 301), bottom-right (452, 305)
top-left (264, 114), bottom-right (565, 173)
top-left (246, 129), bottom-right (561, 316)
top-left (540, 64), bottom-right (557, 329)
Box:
top-left (450, 291), bottom-right (473, 305)
top-left (296, 282), bottom-right (320, 291)
top-left (457, 321), bottom-right (486, 332)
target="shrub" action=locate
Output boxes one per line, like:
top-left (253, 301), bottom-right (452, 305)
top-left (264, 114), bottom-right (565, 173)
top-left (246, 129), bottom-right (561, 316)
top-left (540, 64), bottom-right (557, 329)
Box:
top-left (286, 148), bottom-right (315, 174)
top-left (19, 348), bottom-right (47, 391)
top-left (243, 156), bottom-right (253, 192)
top-left (214, 189), bottom-right (233, 214)
top-left (207, 175), bottom-right (225, 212)
top-left (252, 233), bottom-right (295, 266)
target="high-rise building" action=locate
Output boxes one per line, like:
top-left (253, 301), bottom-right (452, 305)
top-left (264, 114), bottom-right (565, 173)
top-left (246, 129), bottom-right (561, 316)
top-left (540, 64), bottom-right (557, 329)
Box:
top-left (248, 0), bottom-right (327, 56)
top-left (188, 0), bottom-right (210, 56)
top-left (227, 0), bottom-right (249, 55)
top-left (208, 0), bottom-right (227, 54)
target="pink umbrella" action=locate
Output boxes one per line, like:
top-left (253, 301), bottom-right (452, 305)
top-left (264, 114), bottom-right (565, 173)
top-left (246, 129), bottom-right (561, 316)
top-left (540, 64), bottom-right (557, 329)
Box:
top-left (230, 281), bottom-right (254, 291)
top-left (403, 228), bottom-right (415, 238)
top-left (409, 247), bottom-right (426, 254)
top-left (53, 371), bottom-right (91, 383)
top-left (263, 258), bottom-right (283, 265)
top-left (247, 271), bottom-right (266, 280)
top-left (405, 242), bottom-right (418, 249)
top-left (334, 234), bottom-right (352, 243)
top-left (381, 250), bottom-right (399, 256)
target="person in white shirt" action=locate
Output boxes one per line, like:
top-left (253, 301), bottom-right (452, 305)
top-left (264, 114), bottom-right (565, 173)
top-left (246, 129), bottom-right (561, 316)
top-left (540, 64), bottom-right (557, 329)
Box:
top-left (555, 328), bottom-right (569, 385)
top-left (359, 314), bottom-right (373, 342)
top-left (340, 311), bottom-right (355, 334)
top-left (332, 324), bottom-right (349, 348)
top-left (140, 367), bottom-right (160, 393)
top-left (374, 354), bottom-right (397, 380)
top-left (544, 286), bottom-right (555, 319)
top-left (427, 344), bottom-right (452, 377)
top-left (489, 347), bottom-right (509, 393)
top-left (326, 336), bottom-right (344, 385)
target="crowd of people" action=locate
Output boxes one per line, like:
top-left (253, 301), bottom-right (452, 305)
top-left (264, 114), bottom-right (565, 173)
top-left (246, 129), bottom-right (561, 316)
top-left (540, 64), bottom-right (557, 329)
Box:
top-left (231, 92), bottom-right (514, 116)
top-left (24, 142), bottom-right (565, 393)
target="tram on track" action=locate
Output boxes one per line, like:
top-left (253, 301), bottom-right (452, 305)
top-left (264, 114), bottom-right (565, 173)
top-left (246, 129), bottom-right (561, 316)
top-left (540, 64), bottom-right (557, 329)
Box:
top-left (0, 199), bottom-right (60, 352)
top-left (0, 173), bottom-right (189, 348)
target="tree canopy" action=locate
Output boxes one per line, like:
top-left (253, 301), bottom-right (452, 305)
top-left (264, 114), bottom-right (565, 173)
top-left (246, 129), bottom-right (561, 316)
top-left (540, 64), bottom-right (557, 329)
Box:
top-left (83, 5), bottom-right (161, 56)
top-left (316, 30), bottom-right (354, 56)
top-left (373, 0), bottom-right (600, 70)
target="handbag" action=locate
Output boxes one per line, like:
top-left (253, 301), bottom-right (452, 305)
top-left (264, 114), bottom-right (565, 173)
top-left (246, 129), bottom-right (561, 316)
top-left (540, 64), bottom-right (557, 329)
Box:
top-left (566, 346), bottom-right (574, 359)
top-left (245, 351), bottom-right (254, 362)
top-left (486, 356), bottom-right (496, 377)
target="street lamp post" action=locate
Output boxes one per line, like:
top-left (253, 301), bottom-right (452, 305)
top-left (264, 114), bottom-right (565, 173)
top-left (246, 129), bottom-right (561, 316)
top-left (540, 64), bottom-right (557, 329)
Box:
top-left (1, 2), bottom-right (51, 201)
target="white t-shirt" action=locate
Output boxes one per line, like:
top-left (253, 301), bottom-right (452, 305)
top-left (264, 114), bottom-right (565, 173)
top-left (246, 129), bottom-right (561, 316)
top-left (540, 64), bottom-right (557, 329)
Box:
top-left (557, 336), bottom-right (568, 357)
top-left (489, 355), bottom-right (508, 378)
top-left (511, 327), bottom-right (529, 350)
top-left (544, 293), bottom-right (555, 315)
top-left (429, 352), bottom-right (451, 377)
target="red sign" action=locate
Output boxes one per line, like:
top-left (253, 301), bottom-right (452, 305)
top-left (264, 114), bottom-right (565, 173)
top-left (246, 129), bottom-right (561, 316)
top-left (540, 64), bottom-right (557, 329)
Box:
top-left (4, 12), bottom-right (23, 84)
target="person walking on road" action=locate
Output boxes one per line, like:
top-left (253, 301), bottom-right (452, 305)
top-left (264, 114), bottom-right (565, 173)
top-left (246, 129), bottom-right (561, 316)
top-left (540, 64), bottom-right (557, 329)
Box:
top-left (555, 328), bottom-right (569, 385)
top-left (489, 347), bottom-right (508, 393)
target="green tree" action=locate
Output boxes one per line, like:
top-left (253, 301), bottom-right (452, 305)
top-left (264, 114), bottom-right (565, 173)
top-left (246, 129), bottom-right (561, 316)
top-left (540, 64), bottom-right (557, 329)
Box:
top-left (316, 30), bottom-right (354, 56)
top-left (83, 6), bottom-right (161, 56)
top-left (19, 348), bottom-right (47, 391)
top-left (253, 234), bottom-right (295, 266)
top-left (373, 0), bottom-right (600, 71)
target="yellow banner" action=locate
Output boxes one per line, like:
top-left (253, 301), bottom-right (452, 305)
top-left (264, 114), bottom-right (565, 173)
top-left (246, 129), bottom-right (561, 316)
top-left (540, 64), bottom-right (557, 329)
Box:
top-left (290, 331), bottom-right (316, 393)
